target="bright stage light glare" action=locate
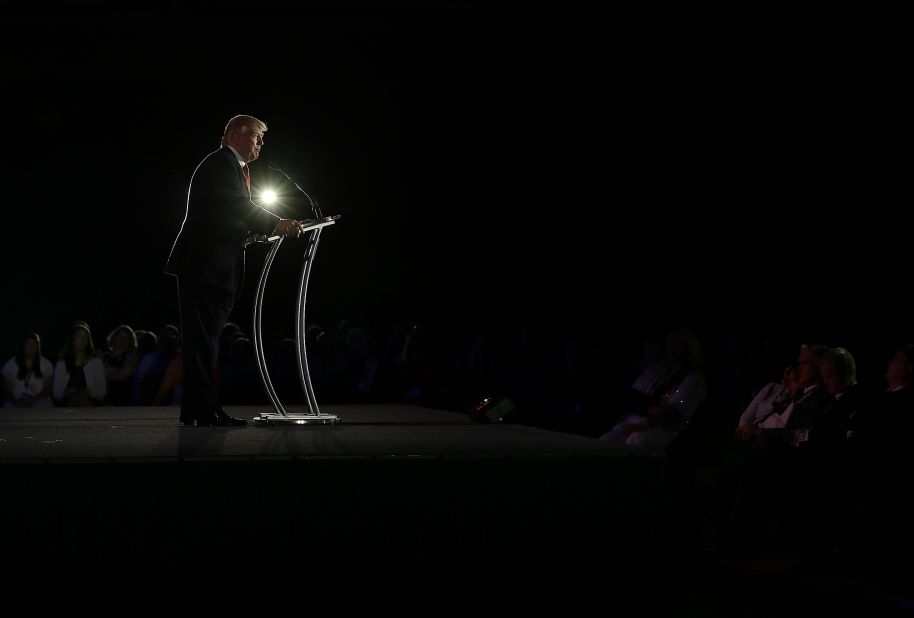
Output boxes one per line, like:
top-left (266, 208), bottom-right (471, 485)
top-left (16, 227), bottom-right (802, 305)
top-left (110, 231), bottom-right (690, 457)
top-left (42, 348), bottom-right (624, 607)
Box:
top-left (261, 190), bottom-right (278, 205)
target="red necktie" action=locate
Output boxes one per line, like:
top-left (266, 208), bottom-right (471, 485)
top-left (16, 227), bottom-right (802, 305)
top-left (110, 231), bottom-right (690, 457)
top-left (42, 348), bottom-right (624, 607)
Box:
top-left (242, 164), bottom-right (251, 194)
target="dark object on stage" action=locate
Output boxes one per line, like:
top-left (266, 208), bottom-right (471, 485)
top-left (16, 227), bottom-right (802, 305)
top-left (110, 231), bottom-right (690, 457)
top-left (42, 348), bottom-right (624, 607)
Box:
top-left (469, 396), bottom-right (514, 423)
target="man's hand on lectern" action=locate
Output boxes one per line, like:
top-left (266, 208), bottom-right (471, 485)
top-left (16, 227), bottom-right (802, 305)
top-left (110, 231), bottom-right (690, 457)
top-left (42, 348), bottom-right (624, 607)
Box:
top-left (273, 219), bottom-right (306, 237)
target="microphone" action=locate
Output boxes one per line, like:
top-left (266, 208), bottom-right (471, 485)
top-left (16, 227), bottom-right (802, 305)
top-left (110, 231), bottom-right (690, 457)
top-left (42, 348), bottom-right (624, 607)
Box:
top-left (266, 161), bottom-right (323, 220)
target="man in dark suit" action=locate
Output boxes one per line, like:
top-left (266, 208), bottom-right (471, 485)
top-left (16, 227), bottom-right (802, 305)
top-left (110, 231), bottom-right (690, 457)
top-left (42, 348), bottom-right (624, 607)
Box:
top-left (165, 115), bottom-right (305, 426)
top-left (788, 346), bottom-right (866, 569)
top-left (850, 343), bottom-right (914, 494)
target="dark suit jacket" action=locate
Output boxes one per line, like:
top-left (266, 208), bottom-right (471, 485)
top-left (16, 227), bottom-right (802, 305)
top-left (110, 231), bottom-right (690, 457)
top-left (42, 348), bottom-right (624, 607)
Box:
top-left (799, 383), bottom-right (866, 461)
top-left (856, 384), bottom-right (914, 486)
top-left (863, 384), bottom-right (914, 438)
top-left (165, 147), bottom-right (279, 298)
top-left (784, 383), bottom-right (833, 431)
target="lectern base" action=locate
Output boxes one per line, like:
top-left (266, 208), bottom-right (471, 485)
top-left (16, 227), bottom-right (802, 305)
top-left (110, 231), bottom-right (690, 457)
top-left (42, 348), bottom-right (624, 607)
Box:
top-left (253, 412), bottom-right (341, 425)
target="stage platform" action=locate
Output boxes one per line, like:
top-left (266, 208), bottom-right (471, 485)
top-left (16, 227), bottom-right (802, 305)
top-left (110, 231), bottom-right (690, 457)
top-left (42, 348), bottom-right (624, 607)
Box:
top-left (0, 403), bottom-right (653, 462)
top-left (0, 404), bottom-right (681, 616)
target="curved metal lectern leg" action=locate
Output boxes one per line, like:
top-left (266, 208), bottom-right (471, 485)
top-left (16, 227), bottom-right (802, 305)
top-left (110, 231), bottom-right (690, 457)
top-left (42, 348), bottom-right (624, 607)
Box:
top-left (293, 228), bottom-right (338, 423)
top-left (252, 237), bottom-right (287, 417)
top-left (292, 228), bottom-right (339, 424)
top-left (295, 227), bottom-right (320, 414)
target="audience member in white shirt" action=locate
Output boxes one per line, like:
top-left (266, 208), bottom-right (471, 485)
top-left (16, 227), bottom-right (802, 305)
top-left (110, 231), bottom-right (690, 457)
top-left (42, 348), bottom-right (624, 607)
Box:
top-left (734, 363), bottom-right (799, 440)
top-left (53, 322), bottom-right (107, 406)
top-left (2, 333), bottom-right (54, 408)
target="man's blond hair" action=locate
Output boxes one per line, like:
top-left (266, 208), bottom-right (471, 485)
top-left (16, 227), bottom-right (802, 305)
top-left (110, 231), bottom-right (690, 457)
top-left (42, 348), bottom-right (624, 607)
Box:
top-left (221, 115), bottom-right (267, 145)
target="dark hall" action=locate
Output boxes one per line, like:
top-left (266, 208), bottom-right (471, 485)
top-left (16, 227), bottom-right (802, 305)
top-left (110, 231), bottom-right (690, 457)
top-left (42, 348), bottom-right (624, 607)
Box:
top-left (1, 5), bottom-right (912, 616)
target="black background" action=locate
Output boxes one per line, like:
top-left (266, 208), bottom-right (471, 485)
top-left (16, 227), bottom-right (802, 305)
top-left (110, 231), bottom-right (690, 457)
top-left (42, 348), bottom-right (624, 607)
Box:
top-left (2, 4), bottom-right (910, 362)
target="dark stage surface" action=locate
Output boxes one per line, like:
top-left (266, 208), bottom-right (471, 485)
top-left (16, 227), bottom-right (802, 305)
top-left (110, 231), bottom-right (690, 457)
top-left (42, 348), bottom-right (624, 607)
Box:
top-left (0, 404), bottom-right (682, 616)
top-left (0, 403), bottom-right (639, 461)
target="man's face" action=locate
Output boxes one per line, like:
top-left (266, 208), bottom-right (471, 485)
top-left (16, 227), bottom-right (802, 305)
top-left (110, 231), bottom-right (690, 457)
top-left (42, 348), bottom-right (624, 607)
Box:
top-left (796, 347), bottom-right (820, 387)
top-left (819, 359), bottom-right (843, 396)
top-left (229, 125), bottom-right (264, 163)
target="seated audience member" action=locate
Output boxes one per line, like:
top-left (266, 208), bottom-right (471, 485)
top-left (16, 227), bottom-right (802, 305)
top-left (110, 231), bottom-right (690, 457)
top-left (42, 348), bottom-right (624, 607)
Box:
top-left (864, 343), bottom-right (914, 435)
top-left (722, 343), bottom-right (832, 553)
top-left (854, 343), bottom-right (914, 492)
top-left (600, 328), bottom-right (707, 448)
top-left (388, 323), bottom-right (441, 405)
top-left (218, 337), bottom-right (260, 404)
top-left (709, 359), bottom-right (801, 488)
top-left (65, 320), bottom-right (105, 360)
top-left (272, 337), bottom-right (299, 401)
top-left (734, 363), bottom-right (800, 441)
top-left (2, 333), bottom-right (55, 408)
top-left (788, 346), bottom-right (866, 568)
top-left (703, 361), bottom-right (800, 525)
top-left (305, 325), bottom-right (335, 394)
top-left (754, 344), bottom-right (832, 435)
top-left (53, 322), bottom-right (107, 406)
top-left (103, 324), bottom-right (140, 406)
top-left (130, 324), bottom-right (180, 404)
top-left (213, 323), bottom-right (248, 391)
top-left (154, 352), bottom-right (183, 406)
top-left (794, 347), bottom-right (863, 453)
top-left (135, 329), bottom-right (158, 360)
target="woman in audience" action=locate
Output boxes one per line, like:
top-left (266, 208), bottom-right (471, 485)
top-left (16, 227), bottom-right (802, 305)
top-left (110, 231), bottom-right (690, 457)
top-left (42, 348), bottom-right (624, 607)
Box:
top-left (734, 363), bottom-right (800, 441)
top-left (103, 324), bottom-right (139, 406)
top-left (600, 327), bottom-right (707, 448)
top-left (2, 333), bottom-right (55, 408)
top-left (53, 322), bottom-right (107, 406)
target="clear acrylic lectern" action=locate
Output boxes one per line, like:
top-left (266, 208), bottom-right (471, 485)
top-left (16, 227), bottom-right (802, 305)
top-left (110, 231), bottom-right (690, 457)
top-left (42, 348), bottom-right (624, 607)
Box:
top-left (248, 215), bottom-right (341, 425)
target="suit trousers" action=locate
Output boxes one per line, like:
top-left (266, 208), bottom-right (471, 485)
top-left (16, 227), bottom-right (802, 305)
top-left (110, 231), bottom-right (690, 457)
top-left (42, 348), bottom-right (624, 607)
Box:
top-left (177, 277), bottom-right (235, 422)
